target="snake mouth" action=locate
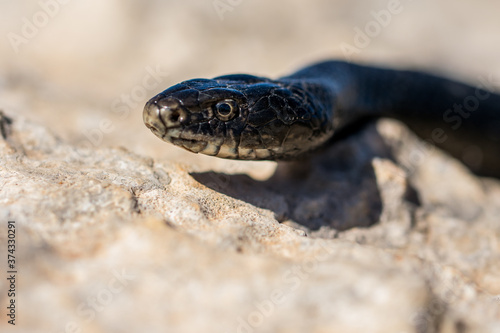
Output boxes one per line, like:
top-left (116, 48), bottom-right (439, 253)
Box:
top-left (169, 136), bottom-right (209, 153)
top-left (170, 134), bottom-right (275, 159)
top-left (167, 132), bottom-right (242, 157)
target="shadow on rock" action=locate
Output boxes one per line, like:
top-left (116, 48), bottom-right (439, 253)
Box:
top-left (191, 123), bottom-right (403, 232)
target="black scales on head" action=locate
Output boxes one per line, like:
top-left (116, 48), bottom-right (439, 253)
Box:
top-left (143, 74), bottom-right (335, 160)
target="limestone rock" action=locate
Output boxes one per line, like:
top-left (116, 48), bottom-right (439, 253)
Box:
top-left (1, 111), bottom-right (499, 333)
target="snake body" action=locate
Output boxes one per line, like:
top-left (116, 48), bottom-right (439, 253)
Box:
top-left (143, 61), bottom-right (500, 177)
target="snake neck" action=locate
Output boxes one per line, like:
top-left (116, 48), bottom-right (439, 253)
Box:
top-left (283, 61), bottom-right (500, 176)
top-left (284, 61), bottom-right (499, 121)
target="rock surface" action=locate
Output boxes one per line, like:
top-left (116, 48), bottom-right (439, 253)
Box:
top-left (1, 1), bottom-right (500, 332)
top-left (1, 111), bottom-right (500, 333)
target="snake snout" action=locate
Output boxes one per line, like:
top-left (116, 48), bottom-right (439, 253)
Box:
top-left (143, 97), bottom-right (189, 137)
top-left (143, 100), bottom-right (164, 135)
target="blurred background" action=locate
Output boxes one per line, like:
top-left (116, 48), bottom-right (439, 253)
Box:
top-left (1, 0), bottom-right (499, 169)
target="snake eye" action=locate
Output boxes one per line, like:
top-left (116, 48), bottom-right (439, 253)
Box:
top-left (214, 99), bottom-right (239, 121)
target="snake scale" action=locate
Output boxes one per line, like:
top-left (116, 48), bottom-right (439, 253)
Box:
top-left (143, 61), bottom-right (500, 177)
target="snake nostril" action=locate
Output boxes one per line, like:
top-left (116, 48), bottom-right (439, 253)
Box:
top-left (169, 110), bottom-right (180, 123)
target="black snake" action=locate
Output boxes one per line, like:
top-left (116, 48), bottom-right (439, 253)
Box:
top-left (143, 61), bottom-right (500, 177)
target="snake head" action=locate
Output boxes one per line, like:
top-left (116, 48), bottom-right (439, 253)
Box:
top-left (143, 75), bottom-right (334, 160)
